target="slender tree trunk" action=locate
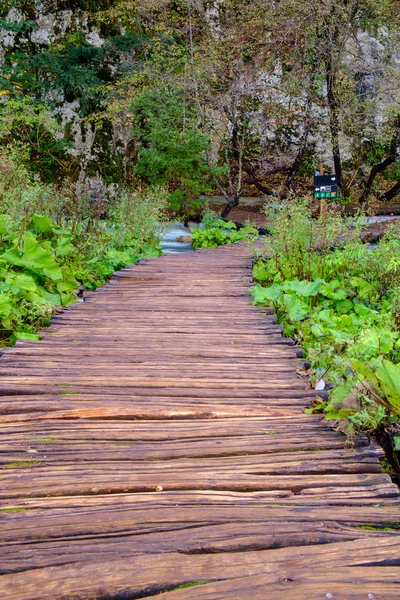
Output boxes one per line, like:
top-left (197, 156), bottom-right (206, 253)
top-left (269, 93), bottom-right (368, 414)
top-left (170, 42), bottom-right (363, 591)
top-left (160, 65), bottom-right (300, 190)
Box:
top-left (285, 120), bottom-right (311, 189)
top-left (220, 195), bottom-right (240, 219)
top-left (325, 60), bottom-right (343, 190)
top-left (243, 165), bottom-right (276, 196)
top-left (359, 155), bottom-right (397, 204)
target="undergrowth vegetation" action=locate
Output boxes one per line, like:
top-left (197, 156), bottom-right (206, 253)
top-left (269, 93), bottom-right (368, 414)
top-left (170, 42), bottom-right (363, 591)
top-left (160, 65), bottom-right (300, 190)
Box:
top-left (191, 210), bottom-right (258, 249)
top-left (0, 152), bottom-right (166, 345)
top-left (251, 200), bottom-right (400, 437)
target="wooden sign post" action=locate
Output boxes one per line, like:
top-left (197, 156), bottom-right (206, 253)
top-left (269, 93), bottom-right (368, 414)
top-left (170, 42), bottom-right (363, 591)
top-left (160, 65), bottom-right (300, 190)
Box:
top-left (320, 163), bottom-right (327, 217)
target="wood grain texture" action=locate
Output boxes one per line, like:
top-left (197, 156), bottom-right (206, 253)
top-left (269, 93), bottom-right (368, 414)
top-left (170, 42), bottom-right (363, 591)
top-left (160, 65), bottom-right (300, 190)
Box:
top-left (0, 243), bottom-right (399, 599)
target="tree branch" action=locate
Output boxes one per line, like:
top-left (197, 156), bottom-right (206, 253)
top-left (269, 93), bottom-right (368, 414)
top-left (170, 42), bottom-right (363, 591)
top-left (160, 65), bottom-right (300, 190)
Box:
top-left (242, 165), bottom-right (276, 196)
top-left (378, 179), bottom-right (400, 203)
top-left (359, 116), bottom-right (400, 204)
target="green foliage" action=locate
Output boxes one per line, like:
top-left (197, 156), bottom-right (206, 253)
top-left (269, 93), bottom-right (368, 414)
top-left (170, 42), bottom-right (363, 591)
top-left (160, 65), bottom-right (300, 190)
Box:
top-left (132, 87), bottom-right (212, 215)
top-left (192, 216), bottom-right (258, 249)
top-left (0, 98), bottom-right (71, 182)
top-left (251, 200), bottom-right (400, 434)
top-left (0, 9), bottom-right (155, 186)
top-left (0, 147), bottom-right (69, 221)
top-left (351, 359), bottom-right (400, 413)
top-left (29, 43), bottom-right (107, 114)
top-left (1, 0), bottom-right (400, 201)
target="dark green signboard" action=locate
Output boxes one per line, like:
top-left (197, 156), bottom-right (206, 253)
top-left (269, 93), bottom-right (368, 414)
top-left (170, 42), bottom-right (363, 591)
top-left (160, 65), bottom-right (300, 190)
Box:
top-left (313, 174), bottom-right (338, 199)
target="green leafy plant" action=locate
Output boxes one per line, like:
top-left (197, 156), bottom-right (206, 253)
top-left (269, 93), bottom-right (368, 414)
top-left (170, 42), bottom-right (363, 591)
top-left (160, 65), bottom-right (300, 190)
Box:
top-left (251, 199), bottom-right (400, 435)
top-left (192, 218), bottom-right (258, 249)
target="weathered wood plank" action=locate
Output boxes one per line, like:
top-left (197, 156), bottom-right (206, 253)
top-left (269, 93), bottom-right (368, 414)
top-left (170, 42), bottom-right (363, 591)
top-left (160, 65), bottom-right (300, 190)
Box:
top-left (1, 538), bottom-right (400, 600)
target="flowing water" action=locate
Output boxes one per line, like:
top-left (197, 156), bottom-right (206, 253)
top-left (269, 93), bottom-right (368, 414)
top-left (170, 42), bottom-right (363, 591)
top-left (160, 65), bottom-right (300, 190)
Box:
top-left (160, 222), bottom-right (195, 254)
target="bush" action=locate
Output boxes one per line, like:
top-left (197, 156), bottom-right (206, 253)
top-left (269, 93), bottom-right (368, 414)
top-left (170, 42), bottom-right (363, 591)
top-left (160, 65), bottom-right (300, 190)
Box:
top-left (191, 210), bottom-right (258, 249)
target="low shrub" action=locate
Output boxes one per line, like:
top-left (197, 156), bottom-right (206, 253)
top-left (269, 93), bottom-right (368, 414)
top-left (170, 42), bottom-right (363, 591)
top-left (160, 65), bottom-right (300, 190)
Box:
top-left (191, 210), bottom-right (258, 249)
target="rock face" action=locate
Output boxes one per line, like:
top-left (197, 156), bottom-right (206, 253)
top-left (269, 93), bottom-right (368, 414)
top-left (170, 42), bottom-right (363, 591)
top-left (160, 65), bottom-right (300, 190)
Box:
top-left (0, 1), bottom-right (125, 198)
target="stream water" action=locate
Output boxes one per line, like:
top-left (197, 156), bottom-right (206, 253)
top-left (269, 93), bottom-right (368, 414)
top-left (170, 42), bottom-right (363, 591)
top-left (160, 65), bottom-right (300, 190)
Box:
top-left (160, 222), bottom-right (196, 254)
top-left (366, 215), bottom-right (400, 224)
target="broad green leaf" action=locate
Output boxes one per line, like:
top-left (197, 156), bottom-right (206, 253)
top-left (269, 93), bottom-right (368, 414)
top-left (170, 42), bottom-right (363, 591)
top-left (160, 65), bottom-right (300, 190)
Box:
top-left (223, 221), bottom-right (236, 230)
top-left (351, 277), bottom-right (374, 299)
top-left (30, 214), bottom-right (59, 233)
top-left (320, 280), bottom-right (347, 300)
top-left (0, 294), bottom-right (12, 316)
top-left (354, 328), bottom-right (397, 359)
top-left (55, 235), bottom-right (75, 257)
top-left (339, 314), bottom-right (357, 329)
top-left (40, 290), bottom-right (63, 305)
top-left (377, 361), bottom-right (400, 393)
top-left (6, 273), bottom-right (37, 292)
top-left (284, 278), bottom-right (324, 297)
top-left (376, 361), bottom-right (400, 406)
top-left (310, 323), bottom-right (326, 338)
top-left (13, 332), bottom-right (41, 341)
top-left (353, 303), bottom-right (377, 318)
top-left (282, 294), bottom-right (309, 321)
top-left (329, 383), bottom-right (354, 405)
top-left (350, 358), bottom-right (379, 386)
top-left (252, 261), bottom-right (270, 282)
top-left (317, 309), bottom-right (336, 325)
top-left (56, 280), bottom-right (77, 294)
top-left (335, 299), bottom-right (353, 315)
top-left (328, 327), bottom-right (354, 343)
top-left (251, 283), bottom-right (282, 305)
top-left (2, 232), bottom-right (62, 281)
top-left (24, 291), bottom-right (50, 305)
top-left (0, 214), bottom-right (11, 236)
top-left (325, 409), bottom-right (342, 420)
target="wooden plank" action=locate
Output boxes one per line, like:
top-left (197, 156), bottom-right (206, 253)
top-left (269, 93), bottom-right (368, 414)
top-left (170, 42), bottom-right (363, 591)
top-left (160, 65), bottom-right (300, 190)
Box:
top-left (1, 538), bottom-right (400, 599)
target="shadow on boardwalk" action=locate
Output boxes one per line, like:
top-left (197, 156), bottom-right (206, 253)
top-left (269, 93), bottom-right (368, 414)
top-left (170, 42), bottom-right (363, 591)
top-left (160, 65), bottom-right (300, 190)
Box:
top-left (0, 244), bottom-right (399, 599)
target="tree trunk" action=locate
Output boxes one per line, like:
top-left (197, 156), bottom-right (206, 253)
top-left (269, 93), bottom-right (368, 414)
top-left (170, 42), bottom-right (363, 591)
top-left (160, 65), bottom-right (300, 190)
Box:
top-left (220, 195), bottom-right (240, 219)
top-left (285, 122), bottom-right (311, 189)
top-left (285, 70), bottom-right (316, 189)
top-left (326, 61), bottom-right (343, 190)
top-left (243, 165), bottom-right (276, 196)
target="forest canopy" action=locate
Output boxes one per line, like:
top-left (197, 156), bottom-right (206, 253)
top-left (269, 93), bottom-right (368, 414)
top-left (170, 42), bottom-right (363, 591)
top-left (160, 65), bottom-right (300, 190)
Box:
top-left (0, 0), bottom-right (400, 214)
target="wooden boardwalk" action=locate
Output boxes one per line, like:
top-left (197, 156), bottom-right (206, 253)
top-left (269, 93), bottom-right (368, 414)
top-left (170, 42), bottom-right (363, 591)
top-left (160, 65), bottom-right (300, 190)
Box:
top-left (0, 243), bottom-right (399, 599)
